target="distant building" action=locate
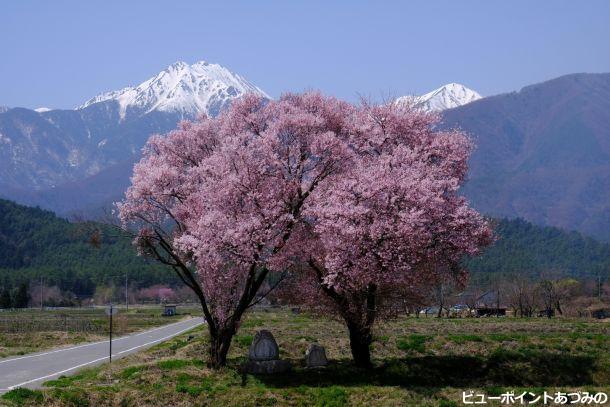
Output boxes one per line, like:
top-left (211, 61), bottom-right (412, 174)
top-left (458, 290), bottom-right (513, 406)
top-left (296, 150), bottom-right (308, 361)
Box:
top-left (163, 304), bottom-right (177, 317)
top-left (419, 306), bottom-right (440, 316)
top-left (591, 308), bottom-right (610, 319)
top-left (475, 307), bottom-right (507, 317)
top-left (474, 290), bottom-right (507, 317)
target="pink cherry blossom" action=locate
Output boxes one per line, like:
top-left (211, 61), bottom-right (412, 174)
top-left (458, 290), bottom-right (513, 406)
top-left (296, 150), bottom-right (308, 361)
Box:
top-left (118, 92), bottom-right (354, 367)
top-left (119, 92), bottom-right (492, 368)
top-left (283, 99), bottom-right (493, 367)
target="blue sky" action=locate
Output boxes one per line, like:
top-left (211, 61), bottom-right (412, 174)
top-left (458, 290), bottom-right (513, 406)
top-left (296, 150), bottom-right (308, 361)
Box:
top-left (2, 0), bottom-right (610, 109)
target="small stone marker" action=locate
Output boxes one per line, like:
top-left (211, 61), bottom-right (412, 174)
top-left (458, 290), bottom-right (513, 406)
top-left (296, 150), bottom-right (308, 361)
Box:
top-left (248, 330), bottom-right (280, 361)
top-left (305, 343), bottom-right (328, 368)
top-left (244, 330), bottom-right (291, 374)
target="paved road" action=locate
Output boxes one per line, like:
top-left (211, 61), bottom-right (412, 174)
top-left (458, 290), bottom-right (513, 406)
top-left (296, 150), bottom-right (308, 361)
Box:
top-left (0, 317), bottom-right (204, 393)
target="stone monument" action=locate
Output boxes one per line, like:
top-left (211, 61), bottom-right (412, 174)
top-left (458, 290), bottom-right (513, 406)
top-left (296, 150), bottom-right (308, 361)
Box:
top-left (243, 330), bottom-right (291, 374)
top-left (305, 343), bottom-right (328, 368)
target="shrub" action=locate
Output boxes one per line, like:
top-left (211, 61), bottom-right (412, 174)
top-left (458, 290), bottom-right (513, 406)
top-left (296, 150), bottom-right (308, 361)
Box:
top-left (1, 388), bottom-right (44, 404)
top-left (235, 334), bottom-right (254, 347)
top-left (157, 359), bottom-right (191, 370)
top-left (397, 334), bottom-right (431, 353)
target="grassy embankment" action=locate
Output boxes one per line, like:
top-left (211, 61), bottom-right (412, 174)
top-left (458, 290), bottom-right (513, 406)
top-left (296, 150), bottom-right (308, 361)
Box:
top-left (1, 309), bottom-right (609, 406)
top-left (0, 306), bottom-right (199, 358)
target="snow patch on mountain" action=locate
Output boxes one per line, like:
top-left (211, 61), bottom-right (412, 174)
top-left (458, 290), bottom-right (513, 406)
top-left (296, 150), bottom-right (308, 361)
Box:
top-left (397, 83), bottom-right (482, 112)
top-left (0, 132), bottom-right (10, 144)
top-left (78, 61), bottom-right (269, 119)
top-left (35, 107), bottom-right (53, 113)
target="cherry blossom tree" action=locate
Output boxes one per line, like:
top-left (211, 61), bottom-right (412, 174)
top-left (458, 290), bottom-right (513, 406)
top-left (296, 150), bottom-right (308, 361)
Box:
top-left (119, 91), bottom-right (491, 368)
top-left (289, 101), bottom-right (493, 368)
top-left (118, 93), bottom-right (353, 367)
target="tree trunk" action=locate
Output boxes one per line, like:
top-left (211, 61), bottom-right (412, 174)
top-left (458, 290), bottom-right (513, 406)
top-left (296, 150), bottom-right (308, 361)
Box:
top-left (346, 320), bottom-right (373, 369)
top-left (555, 301), bottom-right (563, 316)
top-left (518, 301), bottom-right (524, 318)
top-left (309, 261), bottom-right (377, 369)
top-left (436, 286), bottom-right (444, 318)
top-left (207, 323), bottom-right (236, 368)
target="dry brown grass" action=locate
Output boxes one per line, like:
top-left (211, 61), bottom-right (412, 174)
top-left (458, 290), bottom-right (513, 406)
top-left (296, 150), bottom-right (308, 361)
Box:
top-left (0, 306), bottom-right (199, 358)
top-left (2, 309), bottom-right (609, 406)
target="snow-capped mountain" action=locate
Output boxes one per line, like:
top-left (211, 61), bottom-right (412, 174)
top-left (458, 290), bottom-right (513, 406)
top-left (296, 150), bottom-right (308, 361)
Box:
top-left (0, 60), bottom-right (268, 199)
top-left (78, 61), bottom-right (268, 119)
top-left (398, 83), bottom-right (482, 112)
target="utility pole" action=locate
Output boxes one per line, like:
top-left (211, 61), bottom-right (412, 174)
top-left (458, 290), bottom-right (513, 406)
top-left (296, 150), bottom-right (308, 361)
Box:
top-left (40, 276), bottom-right (43, 311)
top-left (125, 273), bottom-right (129, 310)
top-left (109, 304), bottom-right (113, 363)
top-left (497, 288), bottom-right (500, 318)
top-left (106, 304), bottom-right (116, 363)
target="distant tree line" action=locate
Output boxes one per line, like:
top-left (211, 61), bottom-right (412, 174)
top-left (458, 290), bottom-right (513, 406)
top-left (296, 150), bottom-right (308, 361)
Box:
top-left (1, 201), bottom-right (608, 314)
top-left (466, 218), bottom-right (610, 280)
top-left (0, 282), bottom-right (30, 309)
top-left (0, 198), bottom-right (181, 299)
top-left (392, 272), bottom-right (609, 320)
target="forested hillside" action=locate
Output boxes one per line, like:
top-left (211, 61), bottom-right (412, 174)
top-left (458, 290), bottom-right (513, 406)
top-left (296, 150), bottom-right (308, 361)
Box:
top-left (467, 218), bottom-right (610, 279)
top-left (0, 199), bottom-right (178, 297)
top-left (1, 199), bottom-right (608, 300)
top-left (441, 73), bottom-right (610, 241)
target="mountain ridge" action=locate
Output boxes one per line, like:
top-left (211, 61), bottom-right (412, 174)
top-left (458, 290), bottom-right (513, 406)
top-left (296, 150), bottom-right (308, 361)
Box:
top-left (78, 61), bottom-right (269, 119)
top-left (397, 83), bottom-right (482, 112)
top-left (0, 60), bottom-right (267, 193)
top-left (441, 72), bottom-right (610, 240)
top-left (2, 69), bottom-right (609, 242)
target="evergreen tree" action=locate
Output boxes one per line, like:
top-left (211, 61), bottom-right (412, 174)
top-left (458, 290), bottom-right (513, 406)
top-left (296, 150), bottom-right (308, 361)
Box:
top-left (12, 282), bottom-right (30, 308)
top-left (0, 288), bottom-right (11, 309)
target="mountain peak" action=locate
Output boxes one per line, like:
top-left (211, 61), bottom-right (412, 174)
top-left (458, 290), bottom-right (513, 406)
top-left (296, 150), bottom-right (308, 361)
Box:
top-left (77, 60), bottom-right (269, 119)
top-left (397, 83), bottom-right (482, 112)
top-left (168, 60), bottom-right (189, 68)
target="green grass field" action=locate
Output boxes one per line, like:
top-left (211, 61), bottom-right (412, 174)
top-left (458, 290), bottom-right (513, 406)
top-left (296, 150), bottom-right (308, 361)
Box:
top-left (0, 306), bottom-right (199, 358)
top-left (2, 309), bottom-right (609, 406)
